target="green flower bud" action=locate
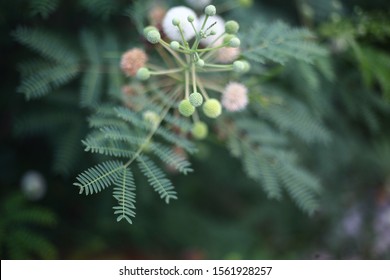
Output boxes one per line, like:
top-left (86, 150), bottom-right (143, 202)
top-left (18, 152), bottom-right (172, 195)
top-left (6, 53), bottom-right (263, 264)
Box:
top-left (143, 110), bottom-right (160, 128)
top-left (223, 34), bottom-right (235, 44)
top-left (187, 15), bottom-right (195, 22)
top-left (196, 59), bottom-right (205, 67)
top-left (242, 60), bottom-right (251, 72)
top-left (189, 92), bottom-right (203, 107)
top-left (233, 61), bottom-right (245, 73)
top-left (229, 37), bottom-right (241, 47)
top-left (172, 17), bottom-right (180, 26)
top-left (143, 26), bottom-right (158, 37)
top-left (203, 99), bottom-right (222, 118)
top-left (205, 5), bottom-right (216, 16)
top-left (191, 121), bottom-right (208, 140)
top-left (170, 41), bottom-right (181, 51)
top-left (146, 30), bottom-right (161, 44)
top-left (178, 99), bottom-right (195, 117)
top-left (209, 30), bottom-right (216, 36)
top-left (136, 67), bottom-right (150, 80)
top-left (225, 20), bottom-right (240, 34)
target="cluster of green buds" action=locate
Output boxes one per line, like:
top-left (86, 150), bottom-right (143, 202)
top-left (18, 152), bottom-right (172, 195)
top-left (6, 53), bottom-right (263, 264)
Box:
top-left (127, 4), bottom-right (250, 140)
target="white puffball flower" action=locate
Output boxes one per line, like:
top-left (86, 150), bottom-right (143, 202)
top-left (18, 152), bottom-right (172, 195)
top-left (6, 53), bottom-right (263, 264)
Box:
top-left (221, 82), bottom-right (249, 112)
top-left (185, 0), bottom-right (212, 9)
top-left (21, 170), bottom-right (47, 201)
top-left (198, 14), bottom-right (225, 46)
top-left (162, 6), bottom-right (199, 42)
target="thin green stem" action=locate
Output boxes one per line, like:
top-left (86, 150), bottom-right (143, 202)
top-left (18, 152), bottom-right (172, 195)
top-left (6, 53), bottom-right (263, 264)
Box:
top-left (177, 24), bottom-right (189, 48)
top-left (203, 63), bottom-right (233, 69)
top-left (192, 110), bottom-right (200, 123)
top-left (185, 70), bottom-right (190, 99)
top-left (201, 15), bottom-right (209, 31)
top-left (159, 39), bottom-right (187, 67)
top-left (150, 68), bottom-right (184, 75)
top-left (196, 42), bottom-right (230, 52)
top-left (191, 63), bottom-right (197, 93)
top-left (197, 79), bottom-right (210, 100)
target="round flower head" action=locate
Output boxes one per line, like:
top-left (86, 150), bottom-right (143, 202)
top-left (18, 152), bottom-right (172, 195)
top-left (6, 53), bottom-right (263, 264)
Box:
top-left (185, 0), bottom-right (211, 10)
top-left (205, 5), bottom-right (216, 16)
top-left (120, 48), bottom-right (148, 77)
top-left (178, 99), bottom-right (195, 117)
top-left (216, 47), bottom-right (240, 63)
top-left (203, 99), bottom-right (222, 118)
top-left (189, 92), bottom-right (203, 107)
top-left (191, 121), bottom-right (208, 140)
top-left (221, 82), bottom-right (249, 112)
top-left (199, 14), bottom-right (225, 46)
top-left (162, 6), bottom-right (199, 41)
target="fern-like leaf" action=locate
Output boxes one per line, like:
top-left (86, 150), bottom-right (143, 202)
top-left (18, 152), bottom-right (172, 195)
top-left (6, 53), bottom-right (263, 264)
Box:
top-left (242, 149), bottom-right (282, 200)
top-left (241, 21), bottom-right (327, 65)
top-left (112, 168), bottom-right (136, 224)
top-left (74, 160), bottom-right (125, 195)
top-left (137, 155), bottom-right (177, 203)
top-left (17, 63), bottom-right (79, 99)
top-left (80, 0), bottom-right (118, 19)
top-left (82, 132), bottom-right (135, 158)
top-left (80, 30), bottom-right (103, 107)
top-left (156, 126), bottom-right (198, 154)
top-left (13, 27), bottom-right (79, 64)
top-left (150, 142), bottom-right (193, 175)
top-left (30, 0), bottom-right (60, 18)
top-left (276, 159), bottom-right (321, 215)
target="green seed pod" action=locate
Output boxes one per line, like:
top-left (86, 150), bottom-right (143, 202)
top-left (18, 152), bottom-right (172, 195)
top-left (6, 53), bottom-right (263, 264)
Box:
top-left (205, 5), bottom-right (216, 16)
top-left (229, 37), bottom-right (241, 47)
top-left (146, 30), bottom-right (161, 44)
top-left (191, 121), bottom-right (208, 140)
top-left (136, 67), bottom-right (150, 81)
top-left (203, 99), bottom-right (222, 118)
top-left (178, 99), bottom-right (195, 117)
top-left (170, 41), bottom-right (181, 51)
top-left (189, 92), bottom-right (204, 107)
top-left (225, 20), bottom-right (240, 34)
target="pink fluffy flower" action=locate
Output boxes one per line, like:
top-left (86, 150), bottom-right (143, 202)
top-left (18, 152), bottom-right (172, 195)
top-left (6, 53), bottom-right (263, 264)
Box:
top-left (221, 82), bottom-right (249, 112)
top-left (120, 48), bottom-right (148, 77)
top-left (216, 47), bottom-right (240, 63)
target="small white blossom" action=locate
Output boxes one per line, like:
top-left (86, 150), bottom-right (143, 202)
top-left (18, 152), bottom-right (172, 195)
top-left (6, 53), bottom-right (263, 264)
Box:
top-left (162, 6), bottom-right (199, 41)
